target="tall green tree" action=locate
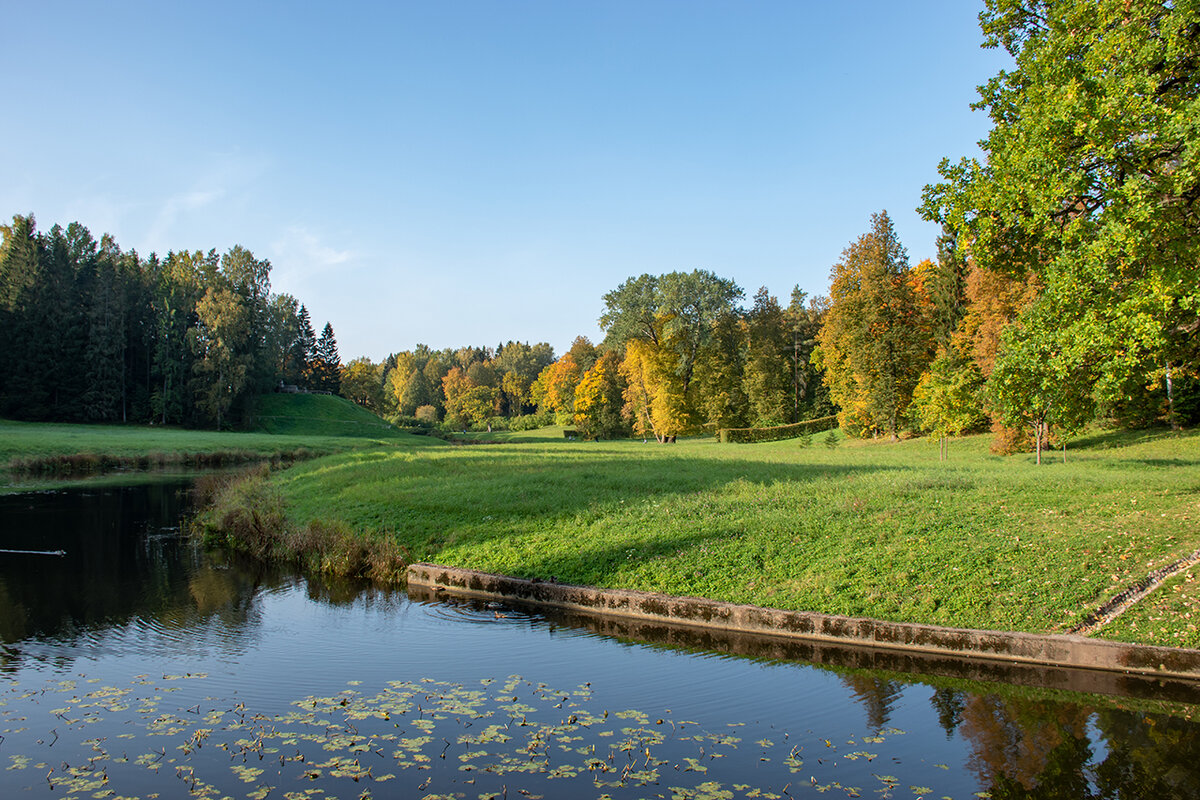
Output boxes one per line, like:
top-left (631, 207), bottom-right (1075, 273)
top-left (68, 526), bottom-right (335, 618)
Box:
top-left (742, 287), bottom-right (792, 426)
top-left (785, 288), bottom-right (832, 421)
top-left (910, 343), bottom-right (987, 459)
top-left (150, 249), bottom-right (211, 425)
top-left (286, 303), bottom-right (317, 386)
top-left (312, 322), bottom-right (341, 394)
top-left (397, 367), bottom-right (435, 416)
top-left (189, 287), bottom-right (251, 429)
top-left (691, 311), bottom-right (749, 431)
top-left (817, 212), bottom-right (930, 440)
top-left (573, 350), bottom-right (629, 440)
top-left (601, 269), bottom-right (742, 433)
top-left (82, 235), bottom-right (128, 421)
top-left (220, 245), bottom-right (274, 398)
top-left (990, 302), bottom-right (1096, 463)
top-left (921, 0), bottom-right (1200, 420)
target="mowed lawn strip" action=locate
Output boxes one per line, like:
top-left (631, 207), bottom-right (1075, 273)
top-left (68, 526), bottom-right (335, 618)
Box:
top-left (272, 426), bottom-right (1200, 648)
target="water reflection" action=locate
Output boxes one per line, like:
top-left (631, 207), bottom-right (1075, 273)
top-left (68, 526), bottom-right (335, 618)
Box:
top-left (1, 481), bottom-right (1198, 799)
top-left (0, 483), bottom-right (279, 671)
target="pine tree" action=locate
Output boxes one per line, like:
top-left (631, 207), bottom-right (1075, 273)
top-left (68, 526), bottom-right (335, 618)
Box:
top-left (288, 304), bottom-right (317, 386)
top-left (313, 322), bottom-right (341, 394)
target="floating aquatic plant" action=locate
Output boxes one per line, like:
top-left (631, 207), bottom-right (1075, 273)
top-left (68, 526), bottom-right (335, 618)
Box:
top-left (1, 672), bottom-right (933, 799)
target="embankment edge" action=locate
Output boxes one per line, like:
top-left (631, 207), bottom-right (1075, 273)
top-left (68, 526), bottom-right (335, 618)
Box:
top-left (408, 562), bottom-right (1200, 682)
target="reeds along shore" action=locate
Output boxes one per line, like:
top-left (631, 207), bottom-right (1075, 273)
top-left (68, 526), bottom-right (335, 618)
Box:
top-left (191, 467), bottom-right (408, 584)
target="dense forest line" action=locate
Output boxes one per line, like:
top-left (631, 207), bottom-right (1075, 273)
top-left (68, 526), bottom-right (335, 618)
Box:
top-left (0, 215), bottom-right (340, 428)
top-left (337, 275), bottom-right (832, 441)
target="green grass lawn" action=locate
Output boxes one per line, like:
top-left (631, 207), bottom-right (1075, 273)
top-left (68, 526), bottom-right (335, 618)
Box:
top-left (0, 394), bottom-right (441, 492)
top-left (6, 404), bottom-right (1198, 649)
top-left (250, 393), bottom-right (411, 438)
top-left (268, 425), bottom-right (1200, 648)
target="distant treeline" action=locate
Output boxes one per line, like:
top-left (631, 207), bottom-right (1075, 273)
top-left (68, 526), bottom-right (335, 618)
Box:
top-left (352, 208), bottom-right (1195, 452)
top-left (345, 273), bottom-right (834, 442)
top-left (0, 215), bottom-right (339, 428)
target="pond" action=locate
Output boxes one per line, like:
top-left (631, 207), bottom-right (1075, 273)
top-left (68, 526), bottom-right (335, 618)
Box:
top-left (1, 480), bottom-right (1198, 800)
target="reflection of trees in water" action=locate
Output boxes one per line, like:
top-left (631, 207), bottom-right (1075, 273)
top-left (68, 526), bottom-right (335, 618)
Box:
top-left (0, 482), bottom-right (301, 671)
top-left (1092, 709), bottom-right (1200, 799)
top-left (958, 694), bottom-right (1093, 795)
top-left (944, 691), bottom-right (1200, 799)
top-left (0, 579), bottom-right (30, 644)
top-left (0, 479), bottom-right (407, 677)
top-left (930, 687), bottom-right (966, 739)
top-left (840, 674), bottom-right (905, 733)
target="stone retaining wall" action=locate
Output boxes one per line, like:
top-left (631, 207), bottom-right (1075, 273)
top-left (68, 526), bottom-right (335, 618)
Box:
top-left (407, 563), bottom-right (1200, 682)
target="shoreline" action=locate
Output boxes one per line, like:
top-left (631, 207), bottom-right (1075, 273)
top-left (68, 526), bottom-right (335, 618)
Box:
top-left (408, 562), bottom-right (1200, 683)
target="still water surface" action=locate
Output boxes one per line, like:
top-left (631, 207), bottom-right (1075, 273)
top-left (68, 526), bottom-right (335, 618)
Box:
top-left (1, 480), bottom-right (1198, 799)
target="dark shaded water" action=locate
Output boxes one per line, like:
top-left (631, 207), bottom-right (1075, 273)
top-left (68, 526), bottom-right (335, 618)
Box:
top-left (1, 481), bottom-right (1198, 799)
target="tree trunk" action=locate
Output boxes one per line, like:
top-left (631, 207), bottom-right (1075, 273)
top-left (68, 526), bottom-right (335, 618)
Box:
top-left (1166, 363), bottom-right (1179, 431)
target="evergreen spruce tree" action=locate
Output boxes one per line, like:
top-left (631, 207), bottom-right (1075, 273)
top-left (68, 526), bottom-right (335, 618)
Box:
top-left (314, 322), bottom-right (341, 394)
top-left (287, 304), bottom-right (316, 386)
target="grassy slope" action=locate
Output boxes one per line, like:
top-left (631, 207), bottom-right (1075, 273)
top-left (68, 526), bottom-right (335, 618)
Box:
top-left (271, 426), bottom-right (1200, 648)
top-left (250, 393), bottom-right (409, 438)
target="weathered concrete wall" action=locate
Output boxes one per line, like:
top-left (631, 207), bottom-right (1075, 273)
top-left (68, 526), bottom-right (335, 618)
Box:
top-left (407, 563), bottom-right (1200, 682)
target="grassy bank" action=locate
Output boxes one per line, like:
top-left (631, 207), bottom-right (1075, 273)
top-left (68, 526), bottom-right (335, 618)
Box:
top-left (261, 425), bottom-right (1200, 648)
top-left (249, 393), bottom-right (410, 438)
top-left (0, 394), bottom-right (436, 491)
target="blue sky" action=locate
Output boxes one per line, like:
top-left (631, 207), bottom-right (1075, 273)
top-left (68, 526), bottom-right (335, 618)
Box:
top-left (2, 1), bottom-right (1010, 361)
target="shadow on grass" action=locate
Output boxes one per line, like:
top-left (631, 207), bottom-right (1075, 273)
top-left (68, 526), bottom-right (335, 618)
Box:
top-left (336, 452), bottom-right (903, 587)
top-left (1069, 427), bottom-right (1183, 451)
top-left (1118, 458), bottom-right (1200, 468)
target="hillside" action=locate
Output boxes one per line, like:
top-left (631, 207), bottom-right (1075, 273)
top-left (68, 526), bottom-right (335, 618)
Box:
top-left (250, 393), bottom-right (406, 438)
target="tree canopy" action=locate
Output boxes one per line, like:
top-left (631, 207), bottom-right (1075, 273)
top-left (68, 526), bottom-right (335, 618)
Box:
top-left (921, 0), bottom-right (1200, 421)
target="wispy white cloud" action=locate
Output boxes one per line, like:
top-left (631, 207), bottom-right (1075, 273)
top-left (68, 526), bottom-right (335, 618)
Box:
top-left (145, 188), bottom-right (224, 248)
top-left (141, 151), bottom-right (268, 254)
top-left (270, 226), bottom-right (356, 276)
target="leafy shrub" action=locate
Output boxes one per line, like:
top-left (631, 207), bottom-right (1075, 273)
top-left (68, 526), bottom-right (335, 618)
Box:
top-left (508, 413), bottom-right (549, 431)
top-left (718, 415), bottom-right (839, 444)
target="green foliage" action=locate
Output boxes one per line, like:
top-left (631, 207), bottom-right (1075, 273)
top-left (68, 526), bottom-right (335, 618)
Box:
top-left (718, 415), bottom-right (839, 444)
top-left (194, 467), bottom-right (406, 582)
top-left (310, 322), bottom-right (341, 394)
top-left (922, 0), bottom-right (1200, 425)
top-left (601, 269), bottom-right (742, 400)
top-left (989, 303), bottom-right (1096, 462)
top-left (190, 286), bottom-right (251, 429)
top-left (339, 356), bottom-right (386, 413)
top-left (508, 411), bottom-right (552, 431)
top-left (817, 212), bottom-right (932, 440)
top-left (573, 350), bottom-right (629, 440)
top-left (0, 215), bottom-right (327, 430)
top-left (742, 288), bottom-right (792, 427)
top-left (910, 346), bottom-right (987, 444)
top-left (690, 311), bottom-right (749, 431)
